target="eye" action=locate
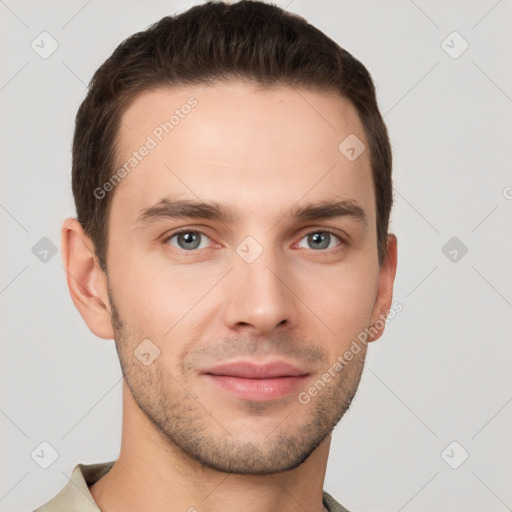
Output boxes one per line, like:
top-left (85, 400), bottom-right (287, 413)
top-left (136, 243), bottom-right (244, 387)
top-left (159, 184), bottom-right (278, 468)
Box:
top-left (296, 230), bottom-right (344, 251)
top-left (165, 230), bottom-right (211, 251)
top-left (163, 228), bottom-right (345, 253)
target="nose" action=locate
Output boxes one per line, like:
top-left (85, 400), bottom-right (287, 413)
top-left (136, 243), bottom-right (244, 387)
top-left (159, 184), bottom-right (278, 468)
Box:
top-left (222, 243), bottom-right (298, 335)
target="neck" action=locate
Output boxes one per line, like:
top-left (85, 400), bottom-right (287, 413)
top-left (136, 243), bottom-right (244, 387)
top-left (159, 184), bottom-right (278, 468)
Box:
top-left (89, 381), bottom-right (331, 512)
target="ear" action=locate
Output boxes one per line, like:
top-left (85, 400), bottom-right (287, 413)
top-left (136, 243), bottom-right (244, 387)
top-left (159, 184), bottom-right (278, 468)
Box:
top-left (367, 234), bottom-right (398, 343)
top-left (60, 218), bottom-right (115, 340)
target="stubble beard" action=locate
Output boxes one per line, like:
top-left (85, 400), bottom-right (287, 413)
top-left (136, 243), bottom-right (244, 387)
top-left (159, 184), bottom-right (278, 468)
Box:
top-left (108, 285), bottom-right (367, 475)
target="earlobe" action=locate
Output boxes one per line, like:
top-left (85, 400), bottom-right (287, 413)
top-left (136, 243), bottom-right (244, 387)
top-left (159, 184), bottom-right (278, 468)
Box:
top-left (60, 218), bottom-right (115, 340)
top-left (367, 234), bottom-right (398, 343)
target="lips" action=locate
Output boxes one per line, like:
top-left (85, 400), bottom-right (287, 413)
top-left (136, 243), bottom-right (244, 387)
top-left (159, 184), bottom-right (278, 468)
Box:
top-left (203, 361), bottom-right (309, 379)
top-left (201, 361), bottom-right (309, 401)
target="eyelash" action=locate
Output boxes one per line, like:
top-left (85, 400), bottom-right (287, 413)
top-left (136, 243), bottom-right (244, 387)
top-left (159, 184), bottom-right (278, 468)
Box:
top-left (163, 227), bottom-right (347, 253)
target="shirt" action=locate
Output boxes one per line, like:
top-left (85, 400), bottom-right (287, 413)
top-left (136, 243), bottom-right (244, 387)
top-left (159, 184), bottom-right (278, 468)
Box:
top-left (33, 461), bottom-right (352, 512)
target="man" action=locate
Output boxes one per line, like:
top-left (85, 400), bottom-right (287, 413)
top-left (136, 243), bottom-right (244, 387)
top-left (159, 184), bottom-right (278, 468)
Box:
top-left (35, 1), bottom-right (397, 510)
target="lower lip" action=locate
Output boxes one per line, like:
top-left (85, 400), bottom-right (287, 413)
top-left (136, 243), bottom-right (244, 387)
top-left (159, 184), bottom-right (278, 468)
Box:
top-left (203, 374), bottom-right (309, 401)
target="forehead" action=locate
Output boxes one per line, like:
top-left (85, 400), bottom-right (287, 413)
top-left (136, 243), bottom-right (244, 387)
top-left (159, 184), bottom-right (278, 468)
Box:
top-left (110, 81), bottom-right (374, 227)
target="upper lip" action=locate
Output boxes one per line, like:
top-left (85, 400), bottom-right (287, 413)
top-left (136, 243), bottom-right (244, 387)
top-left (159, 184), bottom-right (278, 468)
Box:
top-left (202, 361), bottom-right (309, 379)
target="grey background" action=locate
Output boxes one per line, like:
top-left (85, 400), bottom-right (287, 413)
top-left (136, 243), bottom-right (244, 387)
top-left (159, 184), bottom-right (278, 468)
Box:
top-left (1, 1), bottom-right (511, 511)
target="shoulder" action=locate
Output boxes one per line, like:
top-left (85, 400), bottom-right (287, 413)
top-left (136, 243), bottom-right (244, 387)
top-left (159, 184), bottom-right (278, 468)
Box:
top-left (323, 490), bottom-right (354, 512)
top-left (32, 461), bottom-right (115, 512)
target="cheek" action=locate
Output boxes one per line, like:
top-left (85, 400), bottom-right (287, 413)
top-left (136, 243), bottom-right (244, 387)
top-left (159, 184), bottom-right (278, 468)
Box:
top-left (296, 257), bottom-right (378, 338)
top-left (109, 255), bottom-right (219, 351)
top-left (107, 249), bottom-right (170, 335)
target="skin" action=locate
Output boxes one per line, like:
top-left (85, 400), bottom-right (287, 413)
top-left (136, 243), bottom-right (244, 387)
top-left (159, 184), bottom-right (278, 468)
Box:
top-left (61, 81), bottom-right (397, 512)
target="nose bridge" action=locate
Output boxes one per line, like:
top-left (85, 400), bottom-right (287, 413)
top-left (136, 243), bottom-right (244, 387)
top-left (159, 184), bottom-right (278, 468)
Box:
top-left (222, 234), bottom-right (296, 333)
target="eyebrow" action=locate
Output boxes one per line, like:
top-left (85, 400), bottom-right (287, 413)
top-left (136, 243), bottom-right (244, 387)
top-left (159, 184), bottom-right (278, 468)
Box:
top-left (134, 196), bottom-right (368, 227)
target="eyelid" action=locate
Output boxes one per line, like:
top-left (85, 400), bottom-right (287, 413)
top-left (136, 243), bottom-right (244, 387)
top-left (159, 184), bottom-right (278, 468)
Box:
top-left (293, 227), bottom-right (347, 252)
top-left (296, 226), bottom-right (348, 243)
top-left (163, 227), bottom-right (216, 249)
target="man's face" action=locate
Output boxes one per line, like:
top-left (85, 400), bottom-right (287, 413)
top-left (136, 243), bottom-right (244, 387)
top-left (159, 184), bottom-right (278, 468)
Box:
top-left (105, 81), bottom-right (382, 474)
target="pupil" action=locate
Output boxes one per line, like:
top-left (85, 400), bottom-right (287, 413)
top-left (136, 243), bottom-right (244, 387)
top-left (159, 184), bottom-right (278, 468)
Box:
top-left (181, 232), bottom-right (198, 248)
top-left (311, 232), bottom-right (328, 250)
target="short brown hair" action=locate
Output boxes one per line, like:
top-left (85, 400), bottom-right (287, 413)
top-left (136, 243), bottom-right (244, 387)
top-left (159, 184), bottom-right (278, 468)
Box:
top-left (72, 0), bottom-right (393, 271)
